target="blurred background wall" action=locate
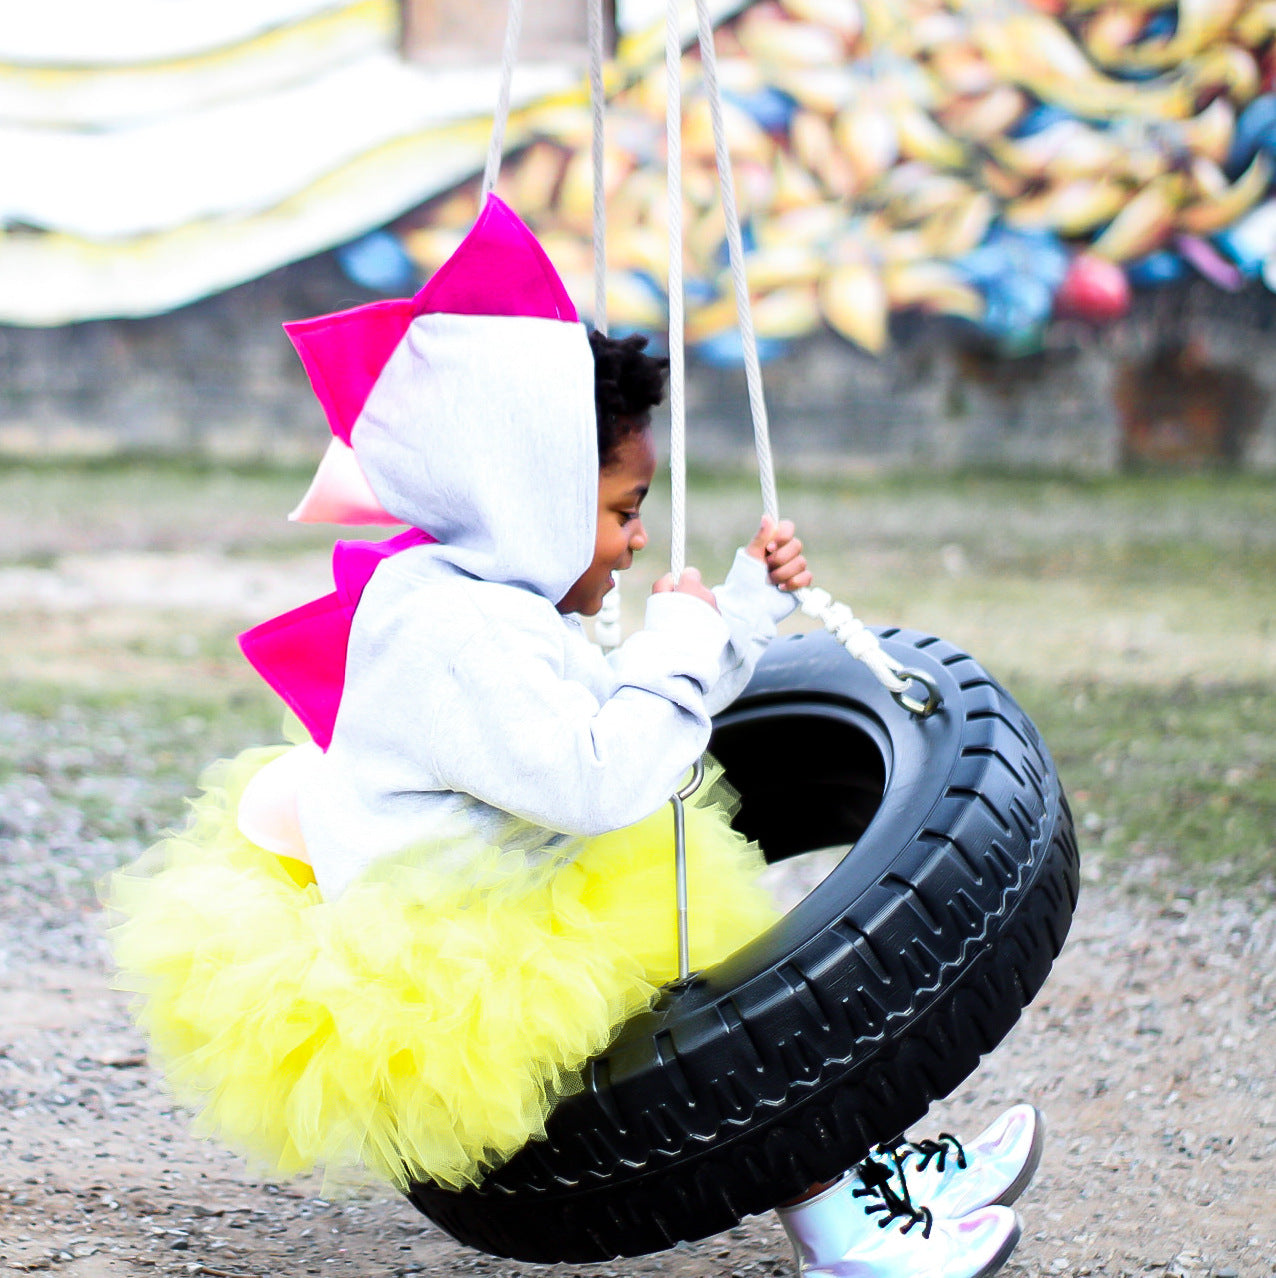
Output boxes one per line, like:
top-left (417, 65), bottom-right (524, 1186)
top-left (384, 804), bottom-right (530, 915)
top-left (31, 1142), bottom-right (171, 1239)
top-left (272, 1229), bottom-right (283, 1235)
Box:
top-left (4, 0), bottom-right (1276, 472)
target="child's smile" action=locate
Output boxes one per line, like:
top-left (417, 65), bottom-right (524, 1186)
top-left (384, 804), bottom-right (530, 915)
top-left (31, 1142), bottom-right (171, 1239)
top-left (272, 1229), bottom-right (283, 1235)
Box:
top-left (557, 426), bottom-right (657, 617)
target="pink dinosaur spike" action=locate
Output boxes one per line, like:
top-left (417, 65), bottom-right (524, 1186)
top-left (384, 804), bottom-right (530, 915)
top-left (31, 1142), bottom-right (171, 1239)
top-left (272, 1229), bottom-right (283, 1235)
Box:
top-left (285, 298), bottom-right (416, 447)
top-left (285, 197), bottom-right (576, 446)
top-left (412, 194), bottom-right (578, 322)
top-left (240, 529), bottom-right (435, 748)
top-left (240, 592), bottom-right (352, 749)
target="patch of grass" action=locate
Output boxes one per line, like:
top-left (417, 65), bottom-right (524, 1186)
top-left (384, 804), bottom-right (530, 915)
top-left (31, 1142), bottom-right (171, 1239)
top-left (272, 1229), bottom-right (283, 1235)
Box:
top-left (1015, 677), bottom-right (1276, 892)
top-left (3, 461), bottom-right (1273, 897)
top-left (0, 459), bottom-right (338, 562)
top-left (0, 684), bottom-right (285, 846)
top-left (0, 681), bottom-right (288, 924)
top-left (0, 452), bottom-right (318, 477)
top-left (2, 680), bottom-right (283, 769)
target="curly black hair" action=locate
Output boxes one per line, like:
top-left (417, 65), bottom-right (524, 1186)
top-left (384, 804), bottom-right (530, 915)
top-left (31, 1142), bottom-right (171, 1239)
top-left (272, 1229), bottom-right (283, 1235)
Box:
top-left (589, 330), bottom-right (668, 469)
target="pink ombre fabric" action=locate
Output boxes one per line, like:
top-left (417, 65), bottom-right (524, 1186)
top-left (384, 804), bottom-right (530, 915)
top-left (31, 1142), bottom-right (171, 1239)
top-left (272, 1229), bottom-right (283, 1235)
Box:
top-left (289, 438), bottom-right (401, 526)
top-left (242, 196), bottom-right (581, 747)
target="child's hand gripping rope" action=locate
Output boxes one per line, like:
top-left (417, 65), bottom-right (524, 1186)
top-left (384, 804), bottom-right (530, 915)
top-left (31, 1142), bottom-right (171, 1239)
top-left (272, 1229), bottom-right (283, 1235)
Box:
top-left (745, 516), bottom-right (813, 592)
top-left (652, 517), bottom-right (813, 610)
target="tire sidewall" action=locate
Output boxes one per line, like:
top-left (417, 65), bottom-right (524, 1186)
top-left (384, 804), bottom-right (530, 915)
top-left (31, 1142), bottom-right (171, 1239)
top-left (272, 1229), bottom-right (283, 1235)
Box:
top-left (408, 628), bottom-right (1078, 1261)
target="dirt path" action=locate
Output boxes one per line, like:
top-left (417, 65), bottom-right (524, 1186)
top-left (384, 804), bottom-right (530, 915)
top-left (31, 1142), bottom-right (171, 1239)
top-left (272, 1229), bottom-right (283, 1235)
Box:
top-left (2, 494), bottom-right (1274, 1278)
top-left (2, 884), bottom-right (1272, 1278)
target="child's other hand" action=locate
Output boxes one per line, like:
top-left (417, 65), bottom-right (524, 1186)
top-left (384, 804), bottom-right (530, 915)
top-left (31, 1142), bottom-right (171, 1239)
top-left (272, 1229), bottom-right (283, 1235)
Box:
top-left (652, 567), bottom-right (720, 612)
top-left (746, 517), bottom-right (813, 592)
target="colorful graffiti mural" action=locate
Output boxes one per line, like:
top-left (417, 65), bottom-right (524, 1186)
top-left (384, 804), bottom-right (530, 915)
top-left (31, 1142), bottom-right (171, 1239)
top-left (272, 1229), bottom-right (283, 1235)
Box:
top-left (8, 0), bottom-right (1276, 360)
top-left (389, 0), bottom-right (1276, 359)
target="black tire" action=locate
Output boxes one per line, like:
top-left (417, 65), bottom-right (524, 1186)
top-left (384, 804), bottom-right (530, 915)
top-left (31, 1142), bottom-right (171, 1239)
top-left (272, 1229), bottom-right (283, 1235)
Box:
top-left (406, 628), bottom-right (1080, 1262)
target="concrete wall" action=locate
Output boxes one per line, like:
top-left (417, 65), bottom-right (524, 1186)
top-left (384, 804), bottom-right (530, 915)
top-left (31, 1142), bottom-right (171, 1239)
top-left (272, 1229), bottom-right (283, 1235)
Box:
top-left (3, 252), bottom-right (1275, 473)
top-left (401, 0), bottom-right (610, 65)
top-left (0, 254), bottom-right (374, 463)
top-left (688, 282), bottom-right (1276, 476)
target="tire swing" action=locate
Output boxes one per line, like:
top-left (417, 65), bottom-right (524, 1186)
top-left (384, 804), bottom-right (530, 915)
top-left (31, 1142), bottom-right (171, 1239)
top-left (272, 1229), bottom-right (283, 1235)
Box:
top-left (406, 0), bottom-right (1080, 1261)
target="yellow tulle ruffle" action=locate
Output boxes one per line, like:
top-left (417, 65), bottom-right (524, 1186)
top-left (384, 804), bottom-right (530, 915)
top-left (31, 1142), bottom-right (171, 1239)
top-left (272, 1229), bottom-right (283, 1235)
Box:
top-left (106, 747), bottom-right (778, 1191)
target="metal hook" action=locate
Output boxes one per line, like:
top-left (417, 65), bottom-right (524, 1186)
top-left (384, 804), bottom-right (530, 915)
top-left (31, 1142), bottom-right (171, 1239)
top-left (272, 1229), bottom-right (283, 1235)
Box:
top-left (890, 668), bottom-right (943, 718)
top-left (670, 757), bottom-right (705, 981)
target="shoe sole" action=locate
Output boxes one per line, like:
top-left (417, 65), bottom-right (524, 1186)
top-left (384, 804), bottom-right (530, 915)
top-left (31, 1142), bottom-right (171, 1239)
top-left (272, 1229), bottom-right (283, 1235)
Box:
top-left (993, 1105), bottom-right (1046, 1208)
top-left (979, 1213), bottom-right (1024, 1278)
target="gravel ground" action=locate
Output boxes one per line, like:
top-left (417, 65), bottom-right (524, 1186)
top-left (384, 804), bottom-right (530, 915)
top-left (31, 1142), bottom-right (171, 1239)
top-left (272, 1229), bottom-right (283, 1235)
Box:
top-left (2, 547), bottom-right (1274, 1278)
top-left (2, 791), bottom-right (1274, 1278)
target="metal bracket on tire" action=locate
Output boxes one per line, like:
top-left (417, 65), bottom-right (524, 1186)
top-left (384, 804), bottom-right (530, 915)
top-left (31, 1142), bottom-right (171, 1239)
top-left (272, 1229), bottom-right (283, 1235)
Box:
top-left (890, 668), bottom-right (943, 718)
top-left (404, 630), bottom-right (1078, 1264)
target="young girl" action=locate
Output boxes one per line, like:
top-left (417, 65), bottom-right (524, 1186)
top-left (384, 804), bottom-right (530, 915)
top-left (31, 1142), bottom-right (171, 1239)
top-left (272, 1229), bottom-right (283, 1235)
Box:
top-left (108, 198), bottom-right (1036, 1278)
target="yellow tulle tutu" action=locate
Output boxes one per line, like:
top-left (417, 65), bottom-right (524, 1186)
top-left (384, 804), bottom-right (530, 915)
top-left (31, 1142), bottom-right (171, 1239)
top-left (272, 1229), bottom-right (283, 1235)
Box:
top-left (106, 746), bottom-right (778, 1191)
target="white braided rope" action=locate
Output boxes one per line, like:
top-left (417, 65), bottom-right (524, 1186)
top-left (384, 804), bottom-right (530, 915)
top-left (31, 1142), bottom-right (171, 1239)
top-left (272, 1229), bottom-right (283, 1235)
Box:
top-left (480, 0), bottom-right (525, 203)
top-left (691, 0), bottom-right (777, 523)
top-left (588, 0), bottom-right (608, 338)
top-left (589, 0), bottom-right (626, 652)
top-left (794, 589), bottom-right (912, 696)
top-left (689, 0), bottom-right (915, 702)
top-left (476, 0), bottom-right (916, 704)
top-left (665, 0), bottom-right (687, 582)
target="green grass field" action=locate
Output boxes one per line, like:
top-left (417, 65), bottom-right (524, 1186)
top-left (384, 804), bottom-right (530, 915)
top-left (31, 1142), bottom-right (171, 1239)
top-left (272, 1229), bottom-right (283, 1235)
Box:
top-left (2, 461), bottom-right (1272, 893)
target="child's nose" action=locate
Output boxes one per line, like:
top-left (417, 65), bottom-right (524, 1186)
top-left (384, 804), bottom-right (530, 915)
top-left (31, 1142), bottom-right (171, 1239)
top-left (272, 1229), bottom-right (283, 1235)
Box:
top-left (630, 520), bottom-right (648, 551)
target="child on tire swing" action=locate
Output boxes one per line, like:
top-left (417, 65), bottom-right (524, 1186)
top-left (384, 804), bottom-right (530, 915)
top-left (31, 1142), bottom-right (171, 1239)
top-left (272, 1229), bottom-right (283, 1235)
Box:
top-left (107, 198), bottom-right (1041, 1278)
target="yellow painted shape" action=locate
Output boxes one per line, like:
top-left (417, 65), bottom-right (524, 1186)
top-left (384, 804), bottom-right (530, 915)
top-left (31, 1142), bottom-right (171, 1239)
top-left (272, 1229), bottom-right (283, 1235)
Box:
top-left (820, 261), bottom-right (888, 353)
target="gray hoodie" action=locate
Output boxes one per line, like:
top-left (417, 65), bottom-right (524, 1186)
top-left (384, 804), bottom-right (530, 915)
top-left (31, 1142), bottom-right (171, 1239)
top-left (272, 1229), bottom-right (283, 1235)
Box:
top-left (297, 312), bottom-right (793, 899)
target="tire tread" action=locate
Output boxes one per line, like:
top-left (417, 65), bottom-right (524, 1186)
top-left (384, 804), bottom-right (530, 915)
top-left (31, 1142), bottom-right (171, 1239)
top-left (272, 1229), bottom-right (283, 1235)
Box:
top-left (405, 630), bottom-right (1080, 1262)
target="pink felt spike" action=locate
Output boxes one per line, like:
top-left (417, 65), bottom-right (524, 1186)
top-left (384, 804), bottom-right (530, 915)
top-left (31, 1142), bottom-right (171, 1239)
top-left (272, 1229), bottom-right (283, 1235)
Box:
top-left (239, 592), bottom-right (352, 749)
top-left (284, 197), bottom-right (577, 449)
top-left (285, 298), bottom-right (415, 446)
top-left (289, 438), bottom-right (401, 526)
top-left (412, 194), bottom-right (578, 322)
top-left (333, 528), bottom-right (435, 605)
top-left (239, 529), bottom-right (435, 749)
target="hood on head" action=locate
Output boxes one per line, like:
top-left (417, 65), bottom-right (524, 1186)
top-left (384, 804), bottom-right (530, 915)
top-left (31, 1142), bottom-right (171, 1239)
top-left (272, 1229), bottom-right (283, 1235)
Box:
top-left (356, 312), bottom-right (597, 602)
top-left (284, 197), bottom-right (598, 603)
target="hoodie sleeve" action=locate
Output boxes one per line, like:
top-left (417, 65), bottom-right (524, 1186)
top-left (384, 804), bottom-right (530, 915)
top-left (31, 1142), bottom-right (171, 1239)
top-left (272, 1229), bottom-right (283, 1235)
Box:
top-left (349, 583), bottom-right (735, 837)
top-left (702, 548), bottom-right (797, 715)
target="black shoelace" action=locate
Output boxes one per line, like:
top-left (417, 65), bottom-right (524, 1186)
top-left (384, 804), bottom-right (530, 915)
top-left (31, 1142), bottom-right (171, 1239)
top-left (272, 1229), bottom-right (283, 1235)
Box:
top-left (881, 1131), bottom-right (969, 1175)
top-left (852, 1156), bottom-right (935, 1239)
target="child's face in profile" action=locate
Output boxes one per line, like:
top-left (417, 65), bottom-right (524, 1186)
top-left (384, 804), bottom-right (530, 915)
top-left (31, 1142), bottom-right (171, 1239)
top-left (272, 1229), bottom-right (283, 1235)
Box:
top-left (557, 424), bottom-right (657, 616)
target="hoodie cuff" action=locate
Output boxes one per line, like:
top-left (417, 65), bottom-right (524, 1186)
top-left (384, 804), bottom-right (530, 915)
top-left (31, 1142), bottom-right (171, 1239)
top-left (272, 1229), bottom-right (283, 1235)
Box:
top-left (644, 589), bottom-right (733, 645)
top-left (717, 548), bottom-right (798, 625)
top-left (637, 590), bottom-right (733, 686)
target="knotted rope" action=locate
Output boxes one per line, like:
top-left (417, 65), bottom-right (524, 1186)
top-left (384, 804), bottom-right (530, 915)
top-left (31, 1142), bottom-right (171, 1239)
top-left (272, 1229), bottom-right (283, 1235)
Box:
top-left (480, 0), bottom-right (939, 715)
top-left (672, 0), bottom-right (940, 716)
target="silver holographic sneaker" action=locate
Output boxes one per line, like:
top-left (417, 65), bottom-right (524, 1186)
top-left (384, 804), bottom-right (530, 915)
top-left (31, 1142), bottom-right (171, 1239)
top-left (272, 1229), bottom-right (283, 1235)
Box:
top-left (869, 1103), bottom-right (1045, 1220)
top-left (776, 1162), bottom-right (1022, 1278)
